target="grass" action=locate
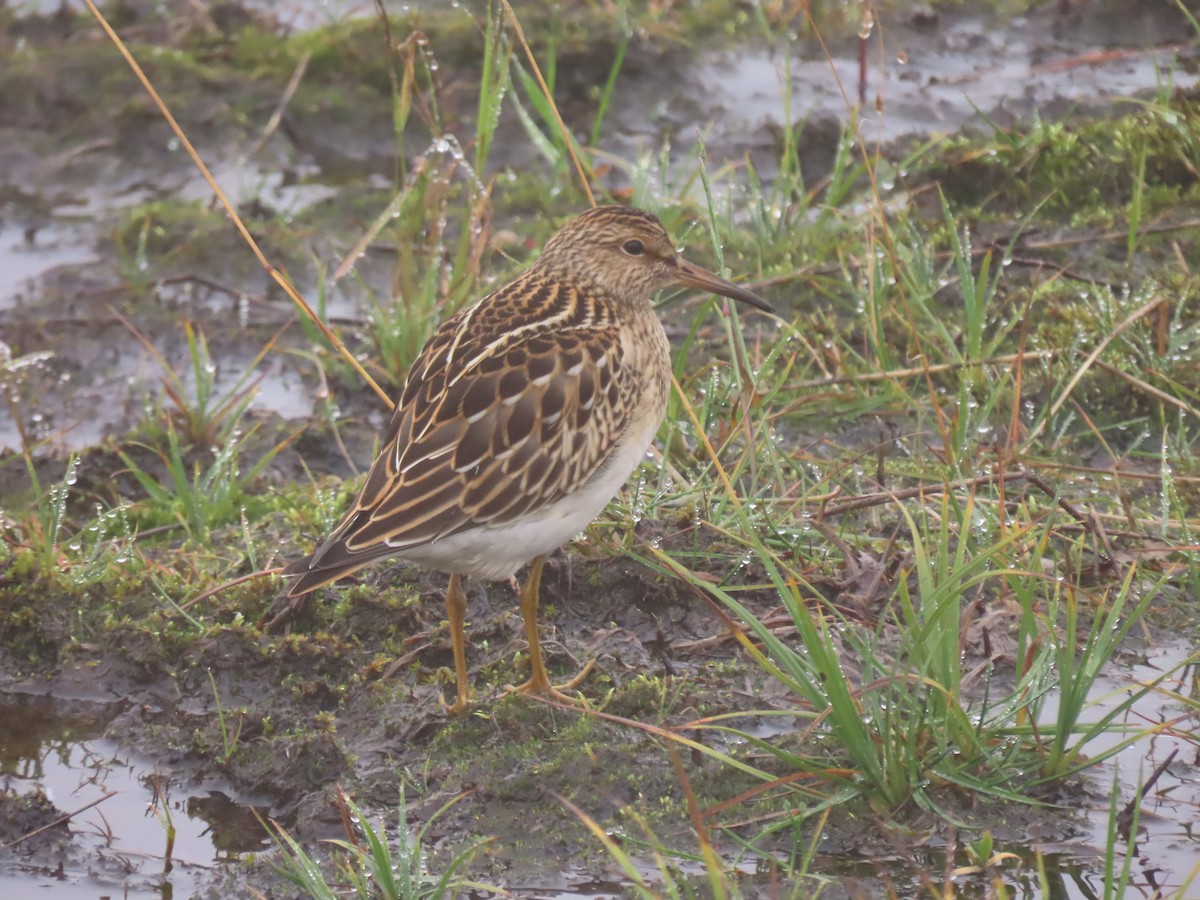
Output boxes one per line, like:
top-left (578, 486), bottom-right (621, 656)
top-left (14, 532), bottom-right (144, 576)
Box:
top-left (266, 787), bottom-right (488, 900)
top-left (2, 0), bottom-right (1199, 896)
top-left (11, 452), bottom-right (81, 581)
top-left (112, 322), bottom-right (297, 541)
top-left (562, 763), bottom-right (829, 899)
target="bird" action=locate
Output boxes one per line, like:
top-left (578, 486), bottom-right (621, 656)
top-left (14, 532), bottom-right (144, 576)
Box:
top-left (281, 205), bottom-right (772, 714)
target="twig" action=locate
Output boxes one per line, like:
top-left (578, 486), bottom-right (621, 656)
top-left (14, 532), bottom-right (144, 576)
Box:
top-left (181, 568), bottom-right (282, 612)
top-left (1020, 218), bottom-right (1200, 250)
top-left (243, 50), bottom-right (311, 160)
top-left (334, 169), bottom-right (422, 285)
top-left (81, 0), bottom-right (393, 410)
top-left (1, 793), bottom-right (113, 849)
top-left (1093, 358), bottom-right (1200, 421)
top-left (1045, 461), bottom-right (1200, 485)
top-left (819, 470), bottom-right (1028, 519)
top-left (1003, 255), bottom-right (1114, 287)
top-left (1118, 748), bottom-right (1178, 843)
top-left (1024, 470), bottom-right (1091, 527)
top-left (787, 350), bottom-right (1057, 390)
top-left (941, 43), bottom-right (1191, 87)
top-left (1027, 296), bottom-right (1166, 444)
top-left (499, 0), bottom-right (595, 207)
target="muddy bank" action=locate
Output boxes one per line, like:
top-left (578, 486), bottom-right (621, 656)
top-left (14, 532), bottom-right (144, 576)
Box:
top-left (3, 1), bottom-right (1196, 453)
top-left (3, 1), bottom-right (1200, 897)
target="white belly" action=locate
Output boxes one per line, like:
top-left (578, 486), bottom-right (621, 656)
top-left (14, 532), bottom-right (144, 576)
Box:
top-left (397, 414), bottom-right (659, 581)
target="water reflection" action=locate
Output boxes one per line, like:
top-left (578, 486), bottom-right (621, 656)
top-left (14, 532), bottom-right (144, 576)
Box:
top-left (0, 693), bottom-right (270, 899)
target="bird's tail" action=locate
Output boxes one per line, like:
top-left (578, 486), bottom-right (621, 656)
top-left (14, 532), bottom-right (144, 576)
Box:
top-left (262, 552), bottom-right (368, 632)
top-left (279, 553), bottom-right (368, 598)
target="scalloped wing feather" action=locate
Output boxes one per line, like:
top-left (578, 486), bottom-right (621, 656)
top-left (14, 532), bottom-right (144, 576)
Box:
top-left (282, 298), bottom-right (633, 595)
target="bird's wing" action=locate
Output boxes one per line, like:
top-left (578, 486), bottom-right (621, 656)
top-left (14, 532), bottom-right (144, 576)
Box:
top-left (283, 317), bottom-right (635, 591)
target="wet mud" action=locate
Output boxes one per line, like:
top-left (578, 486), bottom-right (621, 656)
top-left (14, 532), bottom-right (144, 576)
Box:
top-left (2, 1), bottom-right (1199, 897)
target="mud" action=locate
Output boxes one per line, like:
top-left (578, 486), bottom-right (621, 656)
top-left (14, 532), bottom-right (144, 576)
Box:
top-left (4, 1), bottom-right (1197, 453)
top-left (2, 1), bottom-right (1199, 897)
top-left (2, 545), bottom-right (1129, 898)
top-left (1, 693), bottom-right (271, 898)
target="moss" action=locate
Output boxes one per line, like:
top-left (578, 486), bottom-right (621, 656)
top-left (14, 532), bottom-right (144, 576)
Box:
top-left (3, 0), bottom-right (1200, 889)
top-left (603, 673), bottom-right (671, 719)
top-left (925, 92), bottom-right (1200, 234)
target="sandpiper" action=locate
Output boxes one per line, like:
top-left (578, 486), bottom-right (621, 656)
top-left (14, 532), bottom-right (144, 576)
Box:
top-left (282, 205), bottom-right (772, 713)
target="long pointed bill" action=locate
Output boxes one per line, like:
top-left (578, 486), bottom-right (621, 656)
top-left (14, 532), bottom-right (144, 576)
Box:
top-left (675, 258), bottom-right (774, 313)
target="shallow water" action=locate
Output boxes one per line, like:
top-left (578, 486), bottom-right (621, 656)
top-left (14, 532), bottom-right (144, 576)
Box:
top-left (1, 2), bottom-right (1199, 896)
top-left (1038, 639), bottom-right (1200, 897)
top-left (547, 637), bottom-right (1200, 898)
top-left (690, 3), bottom-right (1196, 147)
top-left (0, 693), bottom-right (269, 899)
top-left (4, 1), bottom-right (1197, 452)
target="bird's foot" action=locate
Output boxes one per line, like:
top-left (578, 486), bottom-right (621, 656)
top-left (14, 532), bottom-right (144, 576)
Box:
top-left (504, 658), bottom-right (596, 707)
top-left (438, 682), bottom-right (473, 717)
top-left (440, 696), bottom-right (471, 716)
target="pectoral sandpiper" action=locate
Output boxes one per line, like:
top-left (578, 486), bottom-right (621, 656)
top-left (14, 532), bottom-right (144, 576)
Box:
top-left (282, 205), bottom-right (772, 713)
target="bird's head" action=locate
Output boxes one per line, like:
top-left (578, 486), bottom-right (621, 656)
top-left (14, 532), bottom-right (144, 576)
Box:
top-left (536, 206), bottom-right (773, 314)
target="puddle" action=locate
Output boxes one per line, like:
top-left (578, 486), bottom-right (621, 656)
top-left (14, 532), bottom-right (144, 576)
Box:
top-left (0, 220), bottom-right (99, 313)
top-left (674, 5), bottom-right (1199, 155)
top-left (0, 693), bottom-right (270, 899)
top-left (0, 155), bottom-right (345, 452)
top-left (5, 2), bottom-right (1198, 453)
top-left (0, 320), bottom-right (317, 451)
top-left (561, 637), bottom-right (1198, 898)
top-left (1040, 639), bottom-right (1200, 897)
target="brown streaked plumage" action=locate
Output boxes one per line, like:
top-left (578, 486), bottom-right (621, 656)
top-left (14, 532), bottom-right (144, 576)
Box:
top-left (282, 205), bottom-right (772, 713)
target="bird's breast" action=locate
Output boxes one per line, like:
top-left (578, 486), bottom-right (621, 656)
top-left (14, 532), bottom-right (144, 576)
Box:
top-left (629, 312), bottom-right (672, 427)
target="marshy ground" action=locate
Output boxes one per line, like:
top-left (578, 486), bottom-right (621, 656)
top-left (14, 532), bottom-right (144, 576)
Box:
top-left (2, 1), bottom-right (1199, 897)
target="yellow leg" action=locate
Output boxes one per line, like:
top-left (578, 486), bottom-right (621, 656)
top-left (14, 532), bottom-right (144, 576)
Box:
top-left (508, 556), bottom-right (593, 704)
top-left (442, 574), bottom-right (471, 715)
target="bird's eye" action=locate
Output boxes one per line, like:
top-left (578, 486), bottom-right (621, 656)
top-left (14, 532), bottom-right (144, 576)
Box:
top-left (622, 239), bottom-right (645, 256)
